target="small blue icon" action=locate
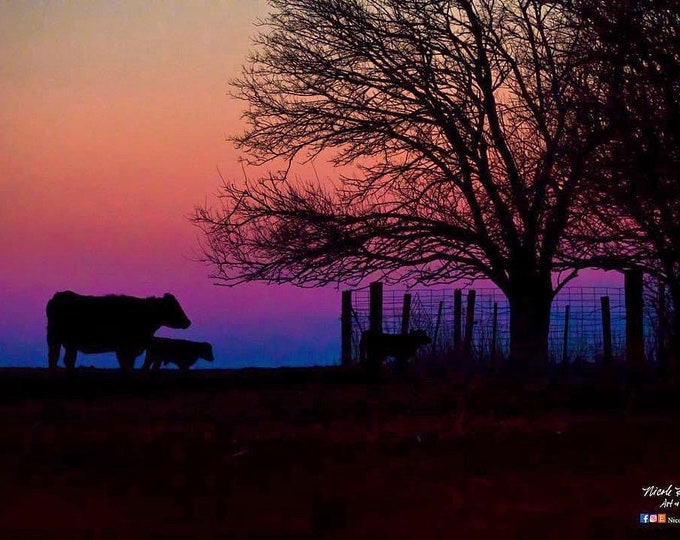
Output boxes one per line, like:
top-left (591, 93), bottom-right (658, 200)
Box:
top-left (640, 513), bottom-right (650, 524)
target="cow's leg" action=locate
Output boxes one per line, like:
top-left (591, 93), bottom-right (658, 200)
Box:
top-left (116, 351), bottom-right (136, 373)
top-left (141, 352), bottom-right (153, 370)
top-left (47, 333), bottom-right (61, 370)
top-left (394, 353), bottom-right (408, 374)
top-left (123, 355), bottom-right (136, 372)
top-left (63, 347), bottom-right (77, 371)
top-left (365, 343), bottom-right (383, 382)
top-left (179, 359), bottom-right (192, 374)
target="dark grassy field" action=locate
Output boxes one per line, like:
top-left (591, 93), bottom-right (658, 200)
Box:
top-left (0, 367), bottom-right (678, 539)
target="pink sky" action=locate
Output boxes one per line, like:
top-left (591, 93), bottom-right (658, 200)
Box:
top-left (0, 1), bottom-right (623, 368)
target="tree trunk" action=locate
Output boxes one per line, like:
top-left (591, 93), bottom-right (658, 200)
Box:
top-left (506, 281), bottom-right (553, 377)
top-left (669, 283), bottom-right (680, 384)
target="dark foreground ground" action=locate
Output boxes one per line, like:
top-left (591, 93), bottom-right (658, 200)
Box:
top-left (0, 366), bottom-right (678, 539)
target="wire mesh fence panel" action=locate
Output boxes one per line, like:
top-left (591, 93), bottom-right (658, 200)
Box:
top-left (347, 284), bottom-right (668, 365)
top-left (643, 277), bottom-right (674, 365)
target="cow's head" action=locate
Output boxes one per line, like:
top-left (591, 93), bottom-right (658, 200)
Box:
top-left (160, 293), bottom-right (191, 329)
top-left (200, 342), bottom-right (214, 362)
top-left (409, 329), bottom-right (431, 346)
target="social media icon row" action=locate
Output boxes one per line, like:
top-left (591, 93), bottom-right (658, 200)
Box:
top-left (640, 513), bottom-right (667, 524)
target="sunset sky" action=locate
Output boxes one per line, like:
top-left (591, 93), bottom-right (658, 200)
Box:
top-left (0, 1), bottom-right (623, 369)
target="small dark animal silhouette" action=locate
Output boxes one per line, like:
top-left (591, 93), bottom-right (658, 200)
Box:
top-left (359, 329), bottom-right (431, 373)
top-left (46, 291), bottom-right (191, 371)
top-left (142, 337), bottom-right (214, 372)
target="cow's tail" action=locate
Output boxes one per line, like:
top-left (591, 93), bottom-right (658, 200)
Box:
top-left (46, 295), bottom-right (61, 369)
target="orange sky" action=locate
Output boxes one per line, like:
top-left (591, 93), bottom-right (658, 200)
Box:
top-left (1, 0), bottom-right (266, 257)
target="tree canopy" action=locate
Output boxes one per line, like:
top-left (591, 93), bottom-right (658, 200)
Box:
top-left (195, 0), bottom-right (599, 291)
top-left (193, 0), bottom-right (629, 369)
top-left (569, 0), bottom-right (680, 281)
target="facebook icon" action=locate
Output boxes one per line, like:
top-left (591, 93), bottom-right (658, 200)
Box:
top-left (640, 514), bottom-right (650, 524)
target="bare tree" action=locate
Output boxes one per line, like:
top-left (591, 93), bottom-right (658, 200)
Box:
top-left (566, 0), bottom-right (680, 366)
top-left (194, 0), bottom-right (604, 372)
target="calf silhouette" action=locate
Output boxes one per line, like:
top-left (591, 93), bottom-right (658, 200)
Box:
top-left (359, 329), bottom-right (431, 376)
top-left (142, 337), bottom-right (214, 372)
top-left (46, 291), bottom-right (191, 372)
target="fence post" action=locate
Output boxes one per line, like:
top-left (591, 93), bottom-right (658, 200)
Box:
top-left (341, 290), bottom-right (353, 366)
top-left (432, 300), bottom-right (444, 355)
top-left (625, 269), bottom-right (644, 370)
top-left (401, 293), bottom-right (412, 335)
top-left (453, 289), bottom-right (462, 358)
top-left (464, 290), bottom-right (476, 359)
top-left (490, 302), bottom-right (498, 373)
top-left (657, 283), bottom-right (668, 371)
top-left (600, 296), bottom-right (612, 364)
top-left (369, 282), bottom-right (383, 334)
top-left (365, 281), bottom-right (384, 380)
top-left (562, 305), bottom-right (570, 364)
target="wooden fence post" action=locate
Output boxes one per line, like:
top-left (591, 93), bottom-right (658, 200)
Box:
top-left (453, 289), bottom-right (462, 357)
top-left (490, 302), bottom-right (498, 373)
top-left (600, 296), bottom-right (612, 364)
top-left (341, 290), bottom-right (353, 366)
top-left (432, 300), bottom-right (444, 354)
top-left (365, 281), bottom-right (384, 380)
top-left (657, 283), bottom-right (668, 370)
top-left (401, 293), bottom-right (412, 335)
top-left (369, 282), bottom-right (383, 334)
top-left (625, 269), bottom-right (644, 370)
top-left (464, 290), bottom-right (476, 359)
top-left (562, 305), bottom-right (570, 364)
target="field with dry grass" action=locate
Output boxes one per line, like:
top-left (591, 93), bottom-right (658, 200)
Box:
top-left (0, 367), bottom-right (677, 538)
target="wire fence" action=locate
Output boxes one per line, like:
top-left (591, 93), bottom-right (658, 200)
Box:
top-left (349, 284), bottom-right (668, 365)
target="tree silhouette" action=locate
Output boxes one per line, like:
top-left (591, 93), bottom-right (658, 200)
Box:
top-left (194, 0), bottom-right (606, 372)
top-left (567, 0), bottom-right (680, 363)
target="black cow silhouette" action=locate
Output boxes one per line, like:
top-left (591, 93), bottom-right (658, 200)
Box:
top-left (46, 291), bottom-right (191, 371)
top-left (359, 329), bottom-right (431, 374)
top-left (142, 337), bottom-right (214, 372)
